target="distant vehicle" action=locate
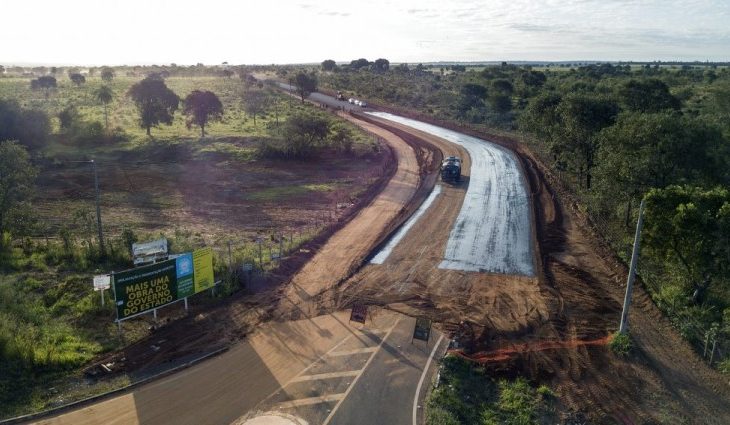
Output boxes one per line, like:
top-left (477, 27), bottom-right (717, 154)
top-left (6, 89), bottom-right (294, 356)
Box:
top-left (336, 90), bottom-right (345, 101)
top-left (348, 98), bottom-right (355, 104)
top-left (359, 101), bottom-right (367, 107)
top-left (354, 100), bottom-right (362, 106)
top-left (440, 156), bottom-right (462, 182)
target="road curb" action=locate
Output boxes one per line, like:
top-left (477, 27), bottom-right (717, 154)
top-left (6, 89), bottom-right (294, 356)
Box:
top-left (0, 347), bottom-right (229, 425)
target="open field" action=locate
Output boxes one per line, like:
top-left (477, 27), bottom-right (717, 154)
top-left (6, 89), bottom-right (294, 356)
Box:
top-left (0, 75), bottom-right (390, 418)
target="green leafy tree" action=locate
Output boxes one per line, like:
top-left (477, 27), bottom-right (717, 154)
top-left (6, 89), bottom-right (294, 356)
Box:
top-left (242, 88), bottom-right (269, 126)
top-left (58, 105), bottom-right (80, 130)
top-left (349, 58), bottom-right (371, 70)
top-left (643, 186), bottom-right (730, 304)
top-left (100, 66), bottom-right (115, 82)
top-left (372, 58), bottom-right (390, 73)
top-left (0, 141), bottom-right (38, 246)
top-left (321, 59), bottom-right (336, 71)
top-left (183, 90), bottom-right (223, 137)
top-left (329, 123), bottom-right (354, 154)
top-left (618, 79), bottom-right (681, 113)
top-left (69, 73), bottom-right (86, 86)
top-left (0, 100), bottom-right (50, 149)
top-left (127, 77), bottom-right (180, 136)
top-left (94, 85), bottom-right (114, 130)
top-left (29, 76), bottom-right (57, 98)
top-left (280, 112), bottom-right (330, 158)
top-left (293, 71), bottom-right (317, 103)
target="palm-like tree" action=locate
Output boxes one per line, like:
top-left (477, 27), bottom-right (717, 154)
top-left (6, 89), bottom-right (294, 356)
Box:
top-left (94, 85), bottom-right (114, 130)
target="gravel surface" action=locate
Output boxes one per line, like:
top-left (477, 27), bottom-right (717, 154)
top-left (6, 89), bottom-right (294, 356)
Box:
top-left (367, 112), bottom-right (534, 276)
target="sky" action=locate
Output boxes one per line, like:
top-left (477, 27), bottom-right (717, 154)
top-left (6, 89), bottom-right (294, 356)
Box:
top-left (3, 0), bottom-right (729, 66)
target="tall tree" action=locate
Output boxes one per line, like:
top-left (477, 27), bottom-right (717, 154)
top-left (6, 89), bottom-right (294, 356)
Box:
top-left (69, 73), bottom-right (86, 86)
top-left (94, 85), bottom-right (114, 130)
top-left (183, 90), bottom-right (223, 137)
top-left (0, 141), bottom-right (38, 245)
top-left (0, 100), bottom-right (50, 148)
top-left (100, 66), bottom-right (115, 82)
top-left (321, 59), bottom-right (336, 71)
top-left (127, 77), bottom-right (180, 136)
top-left (30, 76), bottom-right (57, 98)
top-left (618, 79), bottom-right (681, 113)
top-left (372, 58), bottom-right (390, 73)
top-left (242, 89), bottom-right (269, 126)
top-left (643, 186), bottom-right (730, 304)
top-left (293, 71), bottom-right (317, 103)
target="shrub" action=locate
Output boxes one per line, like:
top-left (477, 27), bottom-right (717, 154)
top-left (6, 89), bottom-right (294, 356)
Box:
top-left (609, 331), bottom-right (633, 356)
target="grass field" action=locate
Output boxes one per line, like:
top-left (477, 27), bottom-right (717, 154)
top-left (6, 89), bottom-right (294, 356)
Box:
top-left (0, 72), bottom-right (388, 418)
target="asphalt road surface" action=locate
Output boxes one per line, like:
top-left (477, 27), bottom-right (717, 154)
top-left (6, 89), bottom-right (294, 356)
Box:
top-left (367, 112), bottom-right (534, 276)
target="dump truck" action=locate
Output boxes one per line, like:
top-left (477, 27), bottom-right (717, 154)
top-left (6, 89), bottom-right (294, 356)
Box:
top-left (441, 156), bottom-right (462, 182)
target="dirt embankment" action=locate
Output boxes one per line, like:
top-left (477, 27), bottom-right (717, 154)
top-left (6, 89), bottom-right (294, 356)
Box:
top-left (360, 111), bottom-right (730, 423)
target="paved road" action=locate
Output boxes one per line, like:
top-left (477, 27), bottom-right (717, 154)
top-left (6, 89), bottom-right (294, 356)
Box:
top-left (366, 112), bottom-right (535, 276)
top-left (277, 83), bottom-right (367, 112)
top-left (235, 312), bottom-right (447, 425)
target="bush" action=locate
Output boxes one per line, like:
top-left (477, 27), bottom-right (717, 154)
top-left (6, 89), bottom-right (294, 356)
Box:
top-left (609, 331), bottom-right (633, 356)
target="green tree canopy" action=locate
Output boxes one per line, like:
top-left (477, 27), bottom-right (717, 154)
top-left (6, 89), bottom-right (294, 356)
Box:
top-left (643, 186), bottom-right (730, 304)
top-left (618, 79), bottom-right (681, 113)
top-left (321, 59), bottom-right (336, 71)
top-left (0, 141), bottom-right (38, 245)
top-left (100, 66), bottom-right (115, 82)
top-left (280, 112), bottom-right (330, 158)
top-left (69, 73), bottom-right (86, 86)
top-left (183, 90), bottom-right (223, 137)
top-left (127, 77), bottom-right (180, 136)
top-left (0, 100), bottom-right (50, 149)
top-left (94, 85), bottom-right (114, 130)
top-left (293, 71), bottom-right (318, 103)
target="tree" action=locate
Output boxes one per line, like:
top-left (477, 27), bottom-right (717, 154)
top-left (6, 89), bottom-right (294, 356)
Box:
top-left (350, 58), bottom-right (370, 70)
top-left (242, 89), bottom-right (269, 126)
top-left (94, 85), bottom-right (114, 130)
top-left (293, 71), bottom-right (317, 103)
top-left (558, 95), bottom-right (618, 189)
top-left (594, 112), bottom-right (726, 225)
top-left (183, 90), bottom-right (223, 137)
top-left (0, 100), bottom-right (50, 148)
top-left (0, 141), bottom-right (38, 246)
top-left (329, 122), bottom-right (354, 154)
top-left (491, 79), bottom-right (514, 96)
top-left (69, 73), bottom-right (86, 86)
top-left (101, 67), bottom-right (115, 82)
top-left (0, 65), bottom-right (4, 75)
top-left (30, 76), bottom-right (57, 98)
top-left (321, 59), bottom-right (336, 71)
top-left (643, 186), bottom-right (730, 304)
top-left (618, 79), bottom-right (681, 113)
top-left (372, 58), bottom-right (390, 73)
top-left (58, 105), bottom-right (80, 130)
top-left (127, 77), bottom-right (180, 136)
top-left (280, 112), bottom-right (330, 158)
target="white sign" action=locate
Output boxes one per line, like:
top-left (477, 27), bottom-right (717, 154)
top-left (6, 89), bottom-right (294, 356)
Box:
top-left (132, 238), bottom-right (168, 266)
top-left (242, 263), bottom-right (254, 272)
top-left (93, 275), bottom-right (111, 291)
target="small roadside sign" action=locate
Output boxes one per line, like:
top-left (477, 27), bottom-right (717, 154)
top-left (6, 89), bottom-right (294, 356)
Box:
top-left (93, 275), bottom-right (111, 291)
top-left (350, 304), bottom-right (368, 324)
top-left (242, 263), bottom-right (254, 272)
top-left (412, 318), bottom-right (432, 342)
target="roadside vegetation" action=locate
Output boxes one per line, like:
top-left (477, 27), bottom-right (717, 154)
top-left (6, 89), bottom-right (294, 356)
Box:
top-left (426, 355), bottom-right (555, 424)
top-left (0, 65), bottom-right (382, 417)
top-left (316, 58), bottom-right (730, 372)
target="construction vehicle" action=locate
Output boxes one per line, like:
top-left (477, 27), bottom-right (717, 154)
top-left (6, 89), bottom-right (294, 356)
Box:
top-left (336, 90), bottom-right (345, 101)
top-left (441, 156), bottom-right (462, 182)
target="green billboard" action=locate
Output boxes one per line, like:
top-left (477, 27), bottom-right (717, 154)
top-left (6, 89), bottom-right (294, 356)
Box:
top-left (114, 247), bottom-right (214, 320)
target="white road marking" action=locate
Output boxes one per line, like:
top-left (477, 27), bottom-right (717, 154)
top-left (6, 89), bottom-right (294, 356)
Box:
top-left (327, 347), bottom-right (378, 357)
top-left (370, 185), bottom-right (443, 264)
top-left (413, 335), bottom-right (445, 425)
top-left (366, 112), bottom-right (535, 276)
top-left (321, 318), bottom-right (402, 425)
top-left (275, 394), bottom-right (345, 409)
top-left (290, 370), bottom-right (360, 382)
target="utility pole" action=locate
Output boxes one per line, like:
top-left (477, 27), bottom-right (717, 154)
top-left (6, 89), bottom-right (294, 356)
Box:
top-left (91, 159), bottom-right (106, 258)
top-left (619, 199), bottom-right (645, 334)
